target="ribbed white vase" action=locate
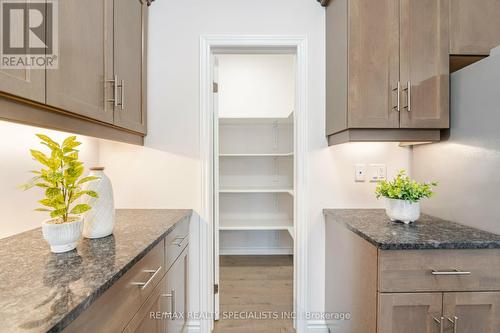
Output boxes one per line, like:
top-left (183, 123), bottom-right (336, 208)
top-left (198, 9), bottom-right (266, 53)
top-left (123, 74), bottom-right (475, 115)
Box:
top-left (82, 167), bottom-right (115, 239)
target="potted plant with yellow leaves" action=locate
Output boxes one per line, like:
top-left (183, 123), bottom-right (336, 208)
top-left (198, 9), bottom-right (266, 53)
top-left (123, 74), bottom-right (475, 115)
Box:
top-left (375, 169), bottom-right (437, 224)
top-left (22, 134), bottom-right (99, 253)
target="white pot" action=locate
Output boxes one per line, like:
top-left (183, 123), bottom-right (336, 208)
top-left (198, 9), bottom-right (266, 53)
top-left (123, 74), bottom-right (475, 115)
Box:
top-left (385, 198), bottom-right (421, 224)
top-left (42, 217), bottom-right (83, 253)
top-left (82, 167), bottom-right (115, 239)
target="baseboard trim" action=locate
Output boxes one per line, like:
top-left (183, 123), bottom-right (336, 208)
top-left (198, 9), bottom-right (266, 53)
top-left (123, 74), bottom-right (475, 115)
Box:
top-left (220, 247), bottom-right (293, 255)
top-left (307, 320), bottom-right (329, 333)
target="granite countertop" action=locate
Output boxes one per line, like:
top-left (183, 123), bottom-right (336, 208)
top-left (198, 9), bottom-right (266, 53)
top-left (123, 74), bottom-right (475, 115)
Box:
top-left (0, 209), bottom-right (192, 333)
top-left (324, 209), bottom-right (500, 250)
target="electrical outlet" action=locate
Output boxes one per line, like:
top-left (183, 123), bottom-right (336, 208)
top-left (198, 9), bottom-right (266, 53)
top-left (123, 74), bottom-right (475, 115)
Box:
top-left (369, 164), bottom-right (386, 182)
top-left (354, 164), bottom-right (366, 182)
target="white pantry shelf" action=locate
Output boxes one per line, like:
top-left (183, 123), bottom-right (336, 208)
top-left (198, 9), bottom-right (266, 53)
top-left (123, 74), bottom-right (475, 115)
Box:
top-left (219, 219), bottom-right (294, 239)
top-left (219, 152), bottom-right (293, 157)
top-left (219, 186), bottom-right (294, 196)
top-left (219, 113), bottom-right (293, 125)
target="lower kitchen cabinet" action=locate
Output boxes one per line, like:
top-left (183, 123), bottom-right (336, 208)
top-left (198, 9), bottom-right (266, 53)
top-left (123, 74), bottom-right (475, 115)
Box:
top-left (380, 291), bottom-right (500, 333)
top-left (443, 292), bottom-right (500, 333)
top-left (378, 293), bottom-right (442, 333)
top-left (325, 210), bottom-right (500, 333)
top-left (166, 247), bottom-right (188, 333)
top-left (127, 246), bottom-right (188, 333)
top-left (63, 217), bottom-right (189, 333)
top-left (125, 274), bottom-right (169, 333)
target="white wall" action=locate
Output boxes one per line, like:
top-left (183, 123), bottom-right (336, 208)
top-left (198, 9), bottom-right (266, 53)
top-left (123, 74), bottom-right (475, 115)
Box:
top-left (218, 54), bottom-right (295, 118)
top-left (0, 121), bottom-right (100, 238)
top-left (412, 54), bottom-right (500, 234)
top-left (0, 0), bottom-right (412, 324)
top-left (96, 0), bottom-right (411, 322)
top-left (97, 140), bottom-right (199, 209)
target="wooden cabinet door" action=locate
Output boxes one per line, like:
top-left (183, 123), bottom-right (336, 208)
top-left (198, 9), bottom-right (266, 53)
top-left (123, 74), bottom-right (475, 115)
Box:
top-left (378, 293), bottom-right (443, 333)
top-left (166, 247), bottom-right (188, 333)
top-left (399, 0), bottom-right (449, 129)
top-left (113, 0), bottom-right (147, 133)
top-left (443, 292), bottom-right (500, 333)
top-left (347, 0), bottom-right (400, 129)
top-left (125, 274), bottom-right (168, 333)
top-left (450, 0), bottom-right (500, 55)
top-left (46, 0), bottom-right (113, 123)
top-left (0, 1), bottom-right (45, 103)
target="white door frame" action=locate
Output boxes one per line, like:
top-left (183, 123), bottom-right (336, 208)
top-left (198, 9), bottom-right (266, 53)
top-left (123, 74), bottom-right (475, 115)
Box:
top-left (199, 35), bottom-right (309, 333)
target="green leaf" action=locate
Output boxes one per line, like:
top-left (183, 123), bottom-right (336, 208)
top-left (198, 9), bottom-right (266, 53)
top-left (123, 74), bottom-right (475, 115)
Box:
top-left (77, 176), bottom-right (100, 185)
top-left (375, 169), bottom-right (437, 202)
top-left (39, 198), bottom-right (57, 208)
top-left (85, 190), bottom-right (98, 198)
top-left (62, 136), bottom-right (77, 148)
top-left (50, 209), bottom-right (66, 218)
top-left (34, 208), bottom-right (51, 212)
top-left (36, 134), bottom-right (60, 148)
top-left (30, 150), bottom-right (50, 168)
top-left (45, 187), bottom-right (61, 198)
top-left (70, 204), bottom-right (91, 215)
top-left (62, 136), bottom-right (81, 152)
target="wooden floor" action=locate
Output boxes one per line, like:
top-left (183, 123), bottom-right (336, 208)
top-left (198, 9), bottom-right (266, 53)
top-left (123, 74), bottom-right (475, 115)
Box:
top-left (213, 255), bottom-right (295, 333)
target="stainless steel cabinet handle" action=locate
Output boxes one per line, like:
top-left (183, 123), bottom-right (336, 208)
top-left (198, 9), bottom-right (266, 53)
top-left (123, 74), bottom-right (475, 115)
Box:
top-left (117, 79), bottom-right (125, 110)
top-left (161, 289), bottom-right (176, 318)
top-left (431, 269), bottom-right (471, 276)
top-left (392, 81), bottom-right (401, 112)
top-left (172, 235), bottom-right (188, 247)
top-left (106, 75), bottom-right (118, 107)
top-left (131, 266), bottom-right (162, 289)
top-left (432, 316), bottom-right (444, 333)
top-left (447, 316), bottom-right (458, 333)
top-left (403, 81), bottom-right (411, 112)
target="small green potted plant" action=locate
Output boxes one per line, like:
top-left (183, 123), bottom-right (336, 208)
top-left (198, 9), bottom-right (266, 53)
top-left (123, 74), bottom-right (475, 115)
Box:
top-left (22, 134), bottom-right (99, 253)
top-left (375, 169), bottom-right (437, 224)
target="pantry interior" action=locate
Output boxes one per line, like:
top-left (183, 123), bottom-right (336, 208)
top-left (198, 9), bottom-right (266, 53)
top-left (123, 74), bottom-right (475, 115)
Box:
top-left (213, 52), bottom-right (297, 331)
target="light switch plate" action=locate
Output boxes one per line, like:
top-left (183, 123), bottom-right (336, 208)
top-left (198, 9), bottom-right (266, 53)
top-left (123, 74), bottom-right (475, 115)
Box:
top-left (369, 164), bottom-right (386, 182)
top-left (354, 164), bottom-right (366, 182)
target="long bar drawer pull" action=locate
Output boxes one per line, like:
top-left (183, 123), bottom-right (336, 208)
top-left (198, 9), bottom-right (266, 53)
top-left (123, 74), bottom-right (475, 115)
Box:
top-left (131, 266), bottom-right (162, 289)
top-left (431, 269), bottom-right (471, 276)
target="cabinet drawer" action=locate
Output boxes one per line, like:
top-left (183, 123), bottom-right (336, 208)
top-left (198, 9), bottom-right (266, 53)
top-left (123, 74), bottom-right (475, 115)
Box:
top-left (378, 249), bottom-right (500, 293)
top-left (165, 216), bottom-right (189, 271)
top-left (64, 240), bottom-right (165, 333)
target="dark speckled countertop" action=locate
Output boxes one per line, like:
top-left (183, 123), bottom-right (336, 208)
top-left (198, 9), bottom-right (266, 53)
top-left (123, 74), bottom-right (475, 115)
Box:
top-left (324, 209), bottom-right (500, 250)
top-left (0, 209), bottom-right (192, 333)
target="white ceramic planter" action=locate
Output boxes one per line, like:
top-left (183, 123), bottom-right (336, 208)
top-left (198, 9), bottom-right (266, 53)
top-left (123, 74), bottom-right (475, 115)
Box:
top-left (42, 217), bottom-right (83, 253)
top-left (385, 198), bottom-right (421, 224)
top-left (82, 167), bottom-right (115, 239)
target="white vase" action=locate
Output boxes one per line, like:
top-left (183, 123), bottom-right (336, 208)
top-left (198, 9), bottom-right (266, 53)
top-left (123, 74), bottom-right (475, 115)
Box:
top-left (82, 167), bottom-right (115, 239)
top-left (385, 198), bottom-right (421, 224)
top-left (42, 217), bottom-right (83, 253)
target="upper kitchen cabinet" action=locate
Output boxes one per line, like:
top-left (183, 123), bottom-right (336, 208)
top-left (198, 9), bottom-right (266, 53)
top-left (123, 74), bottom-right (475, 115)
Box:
top-left (113, 0), bottom-right (147, 134)
top-left (0, 1), bottom-right (45, 103)
top-left (0, 0), bottom-right (149, 144)
top-left (450, 0), bottom-right (500, 56)
top-left (46, 0), bottom-right (114, 124)
top-left (399, 0), bottom-right (449, 129)
top-left (325, 0), bottom-right (449, 145)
